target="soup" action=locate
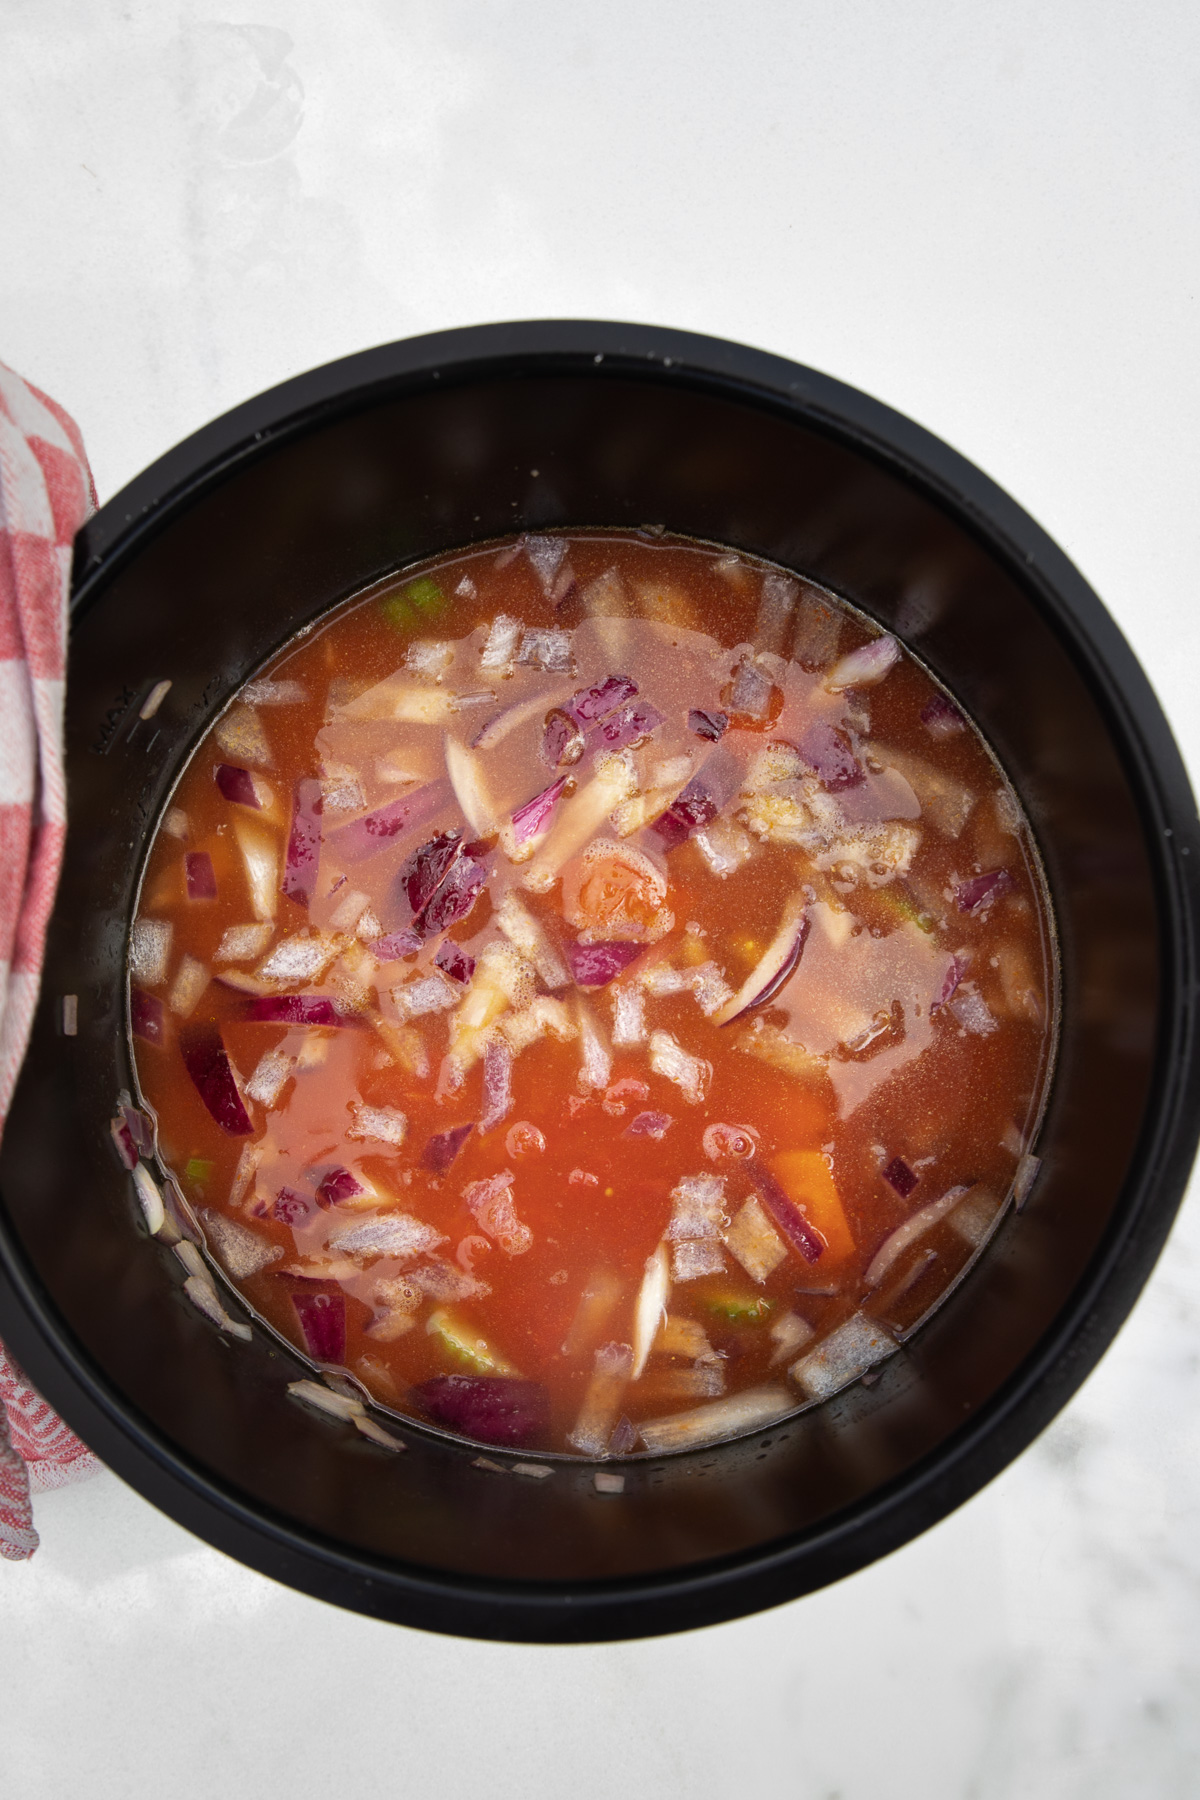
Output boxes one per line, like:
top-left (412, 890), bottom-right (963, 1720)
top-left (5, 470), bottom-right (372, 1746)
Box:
top-left (124, 532), bottom-right (1056, 1458)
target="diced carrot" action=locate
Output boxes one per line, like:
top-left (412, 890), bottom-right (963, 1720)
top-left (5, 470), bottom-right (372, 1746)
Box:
top-left (770, 1150), bottom-right (856, 1264)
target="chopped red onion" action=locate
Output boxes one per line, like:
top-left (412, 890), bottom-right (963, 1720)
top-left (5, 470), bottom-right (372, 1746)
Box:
top-left (246, 995), bottom-right (354, 1026)
top-left (712, 899), bottom-right (809, 1026)
top-left (933, 954), bottom-right (965, 1012)
top-left (414, 1374), bottom-right (550, 1447)
top-left (956, 869), bottom-right (1013, 913)
top-left (590, 702), bottom-right (665, 753)
top-left (180, 1025), bottom-right (253, 1135)
top-left (745, 1160), bottom-right (825, 1263)
top-left (864, 1185), bottom-right (970, 1288)
top-left (480, 1037), bottom-right (514, 1132)
top-left (215, 764), bottom-right (262, 808)
top-left (825, 634), bottom-right (900, 691)
top-left (185, 851), bottom-right (217, 901)
top-left (568, 674), bottom-right (638, 724)
top-left (130, 987), bottom-right (165, 1045)
top-left (566, 938), bottom-right (644, 987)
top-left (799, 722), bottom-right (864, 792)
top-left (371, 929), bottom-right (422, 961)
top-left (274, 1187), bottom-right (312, 1224)
top-left (399, 830), bottom-right (463, 919)
top-left (109, 1113), bottom-right (139, 1170)
top-left (511, 775), bottom-right (568, 846)
top-left (625, 1110), bottom-right (673, 1140)
top-left (883, 1156), bottom-right (918, 1198)
top-left (421, 849), bottom-right (487, 934)
top-left (316, 1167), bottom-right (364, 1207)
top-left (725, 656), bottom-right (776, 721)
top-left (921, 693), bottom-right (966, 739)
top-left (541, 709), bottom-right (585, 768)
top-left (435, 940), bottom-right (475, 983)
top-left (121, 1100), bottom-right (155, 1155)
top-left (689, 708), bottom-right (728, 741)
top-left (329, 779), bottom-right (448, 865)
top-left (422, 1123), bottom-right (475, 1173)
top-left (282, 777), bottom-right (323, 905)
top-left (292, 1289), bottom-right (346, 1363)
top-left (651, 746), bottom-right (739, 850)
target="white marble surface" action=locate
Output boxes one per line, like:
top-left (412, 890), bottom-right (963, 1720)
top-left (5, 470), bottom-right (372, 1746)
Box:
top-left (3, 4), bottom-right (1200, 1794)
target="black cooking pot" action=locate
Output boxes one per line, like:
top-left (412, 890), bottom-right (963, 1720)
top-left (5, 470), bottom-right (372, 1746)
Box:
top-left (2, 321), bottom-right (1197, 1642)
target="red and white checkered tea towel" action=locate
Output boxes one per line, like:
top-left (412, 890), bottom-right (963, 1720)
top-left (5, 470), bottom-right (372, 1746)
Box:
top-left (0, 361), bottom-right (104, 1559)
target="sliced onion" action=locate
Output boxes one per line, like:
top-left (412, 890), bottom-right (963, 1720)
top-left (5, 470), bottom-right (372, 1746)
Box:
top-left (109, 1112), bottom-right (139, 1171)
top-left (511, 775), bottom-right (568, 847)
top-left (863, 1185), bottom-right (971, 1288)
top-left (282, 778), bottom-right (322, 906)
top-left (422, 850), bottom-right (488, 934)
top-left (589, 701), bottom-right (665, 752)
top-left (233, 817), bottom-right (279, 922)
top-left (328, 779), bottom-right (449, 865)
top-left (921, 692), bottom-right (966, 739)
top-left (246, 994), bottom-right (356, 1026)
top-left (825, 634), bottom-right (900, 691)
top-left (932, 954), bottom-right (965, 1012)
top-left (400, 830), bottom-right (463, 918)
top-left (316, 1166), bottom-right (365, 1206)
top-left (215, 763), bottom-right (265, 808)
top-left (423, 1123), bottom-right (475, 1173)
top-left (292, 1289), bottom-right (346, 1362)
top-left (445, 736), bottom-right (497, 837)
top-left (637, 1386), bottom-right (793, 1454)
top-left (273, 1187), bottom-right (312, 1224)
top-left (480, 1037), bottom-right (514, 1133)
top-left (744, 1160), bottom-right (825, 1263)
top-left (180, 1025), bottom-right (253, 1135)
top-left (568, 674), bottom-right (638, 723)
top-left (956, 869), bottom-right (1013, 913)
top-left (435, 940), bottom-right (475, 983)
top-left (651, 746), bottom-right (740, 850)
top-left (566, 938), bottom-right (644, 988)
top-left (371, 929), bottom-right (421, 962)
top-left (184, 852), bottom-right (217, 901)
top-left (799, 721), bottom-right (864, 792)
top-left (130, 987), bottom-right (165, 1045)
top-left (688, 708), bottom-right (727, 741)
top-left (631, 1242), bottom-right (670, 1379)
top-left (541, 709), bottom-right (585, 768)
top-left (413, 1374), bottom-right (549, 1447)
top-left (882, 1156), bottom-right (918, 1198)
top-left (712, 895), bottom-right (809, 1026)
top-left (625, 1110), bottom-right (673, 1140)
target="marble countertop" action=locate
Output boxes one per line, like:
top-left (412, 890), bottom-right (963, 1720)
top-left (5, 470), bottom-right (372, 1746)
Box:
top-left (2, 5), bottom-right (1198, 1795)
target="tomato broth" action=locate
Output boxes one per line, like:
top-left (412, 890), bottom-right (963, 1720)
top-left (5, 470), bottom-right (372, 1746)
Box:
top-left (127, 532), bottom-right (1057, 1458)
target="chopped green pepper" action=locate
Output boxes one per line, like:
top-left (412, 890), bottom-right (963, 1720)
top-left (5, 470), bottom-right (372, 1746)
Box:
top-left (705, 1292), bottom-right (774, 1325)
top-left (380, 576), bottom-right (447, 634)
top-left (185, 1157), bottom-right (214, 1185)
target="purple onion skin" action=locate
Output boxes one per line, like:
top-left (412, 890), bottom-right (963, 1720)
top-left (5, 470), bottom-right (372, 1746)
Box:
top-left (566, 938), bottom-right (644, 987)
top-left (110, 1114), bottom-right (139, 1170)
top-left (414, 1375), bottom-right (550, 1448)
top-left (274, 1187), bottom-right (312, 1224)
top-left (292, 1289), bottom-right (346, 1363)
top-left (689, 708), bottom-right (728, 742)
top-left (921, 694), bottom-right (966, 736)
top-left (399, 831), bottom-right (462, 918)
top-left (568, 674), bottom-right (637, 724)
top-left (283, 778), bottom-right (323, 905)
top-left (131, 988), bottom-right (165, 1046)
top-left (932, 956), bottom-right (964, 1012)
top-left (122, 1102), bottom-right (155, 1154)
top-left (800, 722), bottom-right (864, 792)
top-left (541, 710), bottom-right (584, 768)
top-left (185, 851), bottom-right (218, 901)
top-left (421, 853), bottom-right (487, 933)
top-left (329, 779), bottom-right (448, 866)
top-left (652, 782), bottom-right (719, 850)
top-left (511, 776), bottom-right (567, 846)
top-left (422, 1123), bottom-right (475, 1174)
top-left (435, 941), bottom-right (475, 983)
top-left (590, 702), bottom-right (664, 752)
top-left (371, 930), bottom-right (422, 962)
top-left (736, 915), bottom-right (811, 1019)
top-left (246, 995), bottom-right (353, 1027)
top-left (316, 1167), bottom-right (364, 1207)
top-left (746, 1160), bottom-right (825, 1263)
top-left (215, 764), bottom-right (261, 807)
top-left (956, 869), bottom-right (1013, 914)
top-left (625, 1110), bottom-right (673, 1140)
top-left (179, 1025), bottom-right (253, 1135)
top-left (883, 1156), bottom-right (918, 1199)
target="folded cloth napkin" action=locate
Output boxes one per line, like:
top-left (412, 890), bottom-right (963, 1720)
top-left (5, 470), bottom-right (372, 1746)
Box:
top-left (0, 361), bottom-right (104, 1559)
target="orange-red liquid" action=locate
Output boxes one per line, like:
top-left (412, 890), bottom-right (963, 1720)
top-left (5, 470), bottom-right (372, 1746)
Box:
top-left (131, 533), bottom-right (1056, 1457)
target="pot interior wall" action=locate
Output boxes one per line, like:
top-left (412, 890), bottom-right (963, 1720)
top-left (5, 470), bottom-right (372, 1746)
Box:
top-left (0, 368), bottom-right (1162, 1586)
